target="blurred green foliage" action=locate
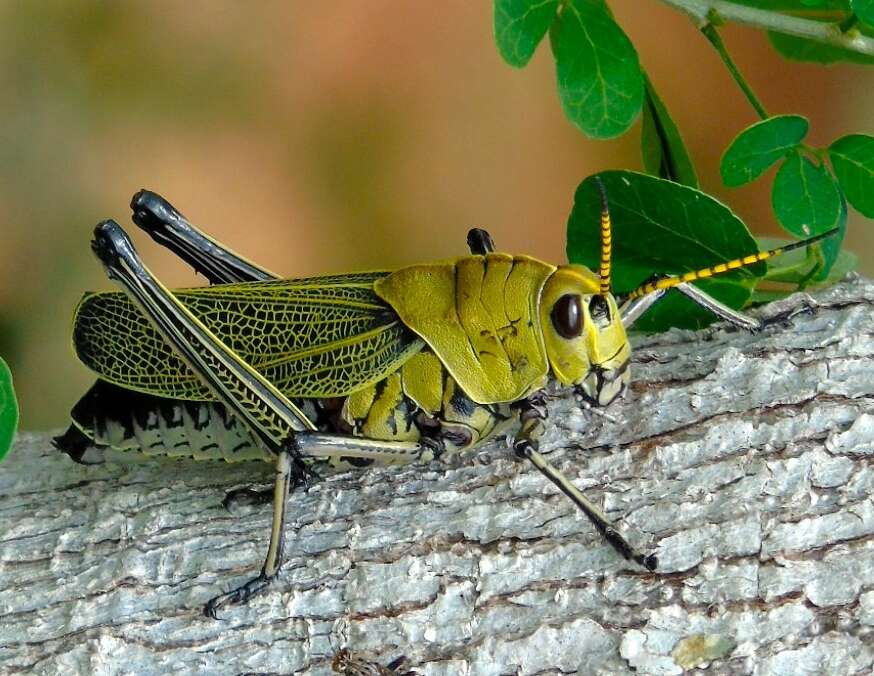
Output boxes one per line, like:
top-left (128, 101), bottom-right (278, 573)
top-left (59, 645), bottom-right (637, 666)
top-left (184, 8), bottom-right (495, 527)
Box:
top-left (0, 1), bottom-right (264, 428)
top-left (0, 357), bottom-right (17, 462)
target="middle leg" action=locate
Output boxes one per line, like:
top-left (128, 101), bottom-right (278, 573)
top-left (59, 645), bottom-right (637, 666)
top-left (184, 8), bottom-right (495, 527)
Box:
top-left (512, 394), bottom-right (657, 571)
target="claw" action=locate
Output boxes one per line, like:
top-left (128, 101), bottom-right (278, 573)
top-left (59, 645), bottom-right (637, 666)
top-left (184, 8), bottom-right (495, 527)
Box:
top-left (203, 572), bottom-right (273, 618)
top-left (222, 486), bottom-right (273, 512)
top-left (281, 437), bottom-right (319, 490)
top-left (638, 552), bottom-right (658, 572)
top-left (761, 298), bottom-right (818, 330)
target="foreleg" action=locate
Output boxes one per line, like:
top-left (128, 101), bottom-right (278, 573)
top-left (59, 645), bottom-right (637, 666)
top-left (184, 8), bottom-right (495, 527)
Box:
top-left (621, 281), bottom-right (811, 332)
top-left (512, 395), bottom-right (657, 571)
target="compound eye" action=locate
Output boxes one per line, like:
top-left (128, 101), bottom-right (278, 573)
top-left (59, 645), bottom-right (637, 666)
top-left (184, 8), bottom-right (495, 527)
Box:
top-left (551, 294), bottom-right (582, 339)
top-left (589, 294), bottom-right (610, 322)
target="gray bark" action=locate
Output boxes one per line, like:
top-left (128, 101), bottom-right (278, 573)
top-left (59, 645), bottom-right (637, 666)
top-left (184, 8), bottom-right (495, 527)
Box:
top-left (2, 276), bottom-right (874, 676)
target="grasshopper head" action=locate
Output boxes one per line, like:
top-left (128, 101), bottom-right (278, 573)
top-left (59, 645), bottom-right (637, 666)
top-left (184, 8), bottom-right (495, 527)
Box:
top-left (539, 265), bottom-right (630, 406)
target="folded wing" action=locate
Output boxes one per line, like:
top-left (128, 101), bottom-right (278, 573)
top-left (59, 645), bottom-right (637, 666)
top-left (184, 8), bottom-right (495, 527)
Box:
top-left (73, 271), bottom-right (425, 401)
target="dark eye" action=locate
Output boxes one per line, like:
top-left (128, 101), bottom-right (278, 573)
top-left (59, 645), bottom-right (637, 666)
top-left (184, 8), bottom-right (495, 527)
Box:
top-left (551, 294), bottom-right (582, 339)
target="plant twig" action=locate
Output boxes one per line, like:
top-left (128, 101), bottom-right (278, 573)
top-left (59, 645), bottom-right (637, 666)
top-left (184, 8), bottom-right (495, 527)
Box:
top-left (659, 0), bottom-right (874, 57)
top-left (700, 23), bottom-right (768, 119)
top-left (839, 14), bottom-right (860, 33)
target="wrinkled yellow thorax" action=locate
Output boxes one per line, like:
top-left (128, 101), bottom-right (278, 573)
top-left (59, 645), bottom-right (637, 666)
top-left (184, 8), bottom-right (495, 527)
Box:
top-left (375, 255), bottom-right (629, 404)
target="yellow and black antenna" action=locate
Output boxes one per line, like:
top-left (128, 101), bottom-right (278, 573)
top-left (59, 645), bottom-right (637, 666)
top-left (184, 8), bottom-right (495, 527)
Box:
top-left (626, 227), bottom-right (840, 300)
top-left (594, 177), bottom-right (612, 296)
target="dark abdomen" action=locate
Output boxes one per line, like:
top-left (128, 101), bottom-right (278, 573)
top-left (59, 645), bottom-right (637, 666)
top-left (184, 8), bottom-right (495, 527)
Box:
top-left (57, 380), bottom-right (272, 463)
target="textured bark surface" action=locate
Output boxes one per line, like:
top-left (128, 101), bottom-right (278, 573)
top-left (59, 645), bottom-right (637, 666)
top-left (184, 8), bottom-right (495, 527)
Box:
top-left (2, 277), bottom-right (874, 675)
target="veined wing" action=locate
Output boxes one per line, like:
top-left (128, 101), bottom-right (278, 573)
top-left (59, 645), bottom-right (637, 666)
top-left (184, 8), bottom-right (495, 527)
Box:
top-left (73, 271), bottom-right (425, 400)
top-left (374, 255), bottom-right (555, 404)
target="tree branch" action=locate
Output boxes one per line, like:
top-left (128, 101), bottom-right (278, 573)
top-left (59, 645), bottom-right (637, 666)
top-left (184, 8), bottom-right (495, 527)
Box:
top-left (2, 277), bottom-right (874, 674)
top-left (659, 0), bottom-right (874, 57)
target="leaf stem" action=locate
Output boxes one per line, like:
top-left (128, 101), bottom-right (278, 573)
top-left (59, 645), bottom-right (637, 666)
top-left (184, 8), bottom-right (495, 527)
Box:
top-left (839, 14), bottom-right (859, 33)
top-left (700, 23), bottom-right (768, 120)
top-left (798, 246), bottom-right (825, 289)
top-left (799, 142), bottom-right (826, 165)
top-left (657, 0), bottom-right (874, 57)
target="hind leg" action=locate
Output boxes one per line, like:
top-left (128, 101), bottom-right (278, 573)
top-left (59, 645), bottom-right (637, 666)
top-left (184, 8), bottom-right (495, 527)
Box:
top-left (91, 220), bottom-right (316, 615)
top-left (130, 190), bottom-right (278, 284)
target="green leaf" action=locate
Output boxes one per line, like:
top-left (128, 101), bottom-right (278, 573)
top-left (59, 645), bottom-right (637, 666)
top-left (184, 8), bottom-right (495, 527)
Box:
top-left (494, 0), bottom-right (560, 67)
top-left (820, 245), bottom-right (856, 281)
top-left (632, 278), bottom-right (756, 331)
top-left (551, 0), bottom-right (644, 139)
top-left (757, 236), bottom-right (815, 284)
top-left (567, 171), bottom-right (763, 330)
top-left (815, 187), bottom-right (847, 281)
top-left (853, 0), bottom-right (874, 28)
top-left (750, 287), bottom-right (793, 304)
top-left (829, 134), bottom-right (874, 217)
top-left (721, 115), bottom-right (809, 187)
top-left (0, 357), bottom-right (18, 463)
top-left (751, 235), bottom-right (856, 304)
top-left (772, 151), bottom-right (842, 238)
top-left (768, 30), bottom-right (874, 65)
top-left (640, 73), bottom-right (699, 187)
top-left (758, 236), bottom-right (857, 285)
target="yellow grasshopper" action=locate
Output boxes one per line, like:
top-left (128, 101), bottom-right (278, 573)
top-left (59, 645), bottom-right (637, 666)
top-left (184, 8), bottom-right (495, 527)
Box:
top-left (55, 180), bottom-right (836, 616)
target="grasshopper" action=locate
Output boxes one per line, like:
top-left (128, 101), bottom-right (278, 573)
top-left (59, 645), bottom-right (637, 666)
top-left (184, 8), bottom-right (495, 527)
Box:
top-left (54, 181), bottom-right (837, 617)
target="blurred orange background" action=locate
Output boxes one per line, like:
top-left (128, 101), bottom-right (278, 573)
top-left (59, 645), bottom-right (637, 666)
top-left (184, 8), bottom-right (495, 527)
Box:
top-left (1, 1), bottom-right (872, 429)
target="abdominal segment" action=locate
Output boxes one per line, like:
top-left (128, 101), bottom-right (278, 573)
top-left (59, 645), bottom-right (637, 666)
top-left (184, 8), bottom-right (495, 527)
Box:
top-left (61, 350), bottom-right (515, 468)
top-left (338, 350), bottom-right (514, 462)
top-left (62, 380), bottom-right (273, 463)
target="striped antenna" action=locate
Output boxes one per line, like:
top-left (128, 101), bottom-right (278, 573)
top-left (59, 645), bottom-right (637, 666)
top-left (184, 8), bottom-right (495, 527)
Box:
top-left (626, 226), bottom-right (840, 300)
top-left (594, 177), bottom-right (612, 296)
